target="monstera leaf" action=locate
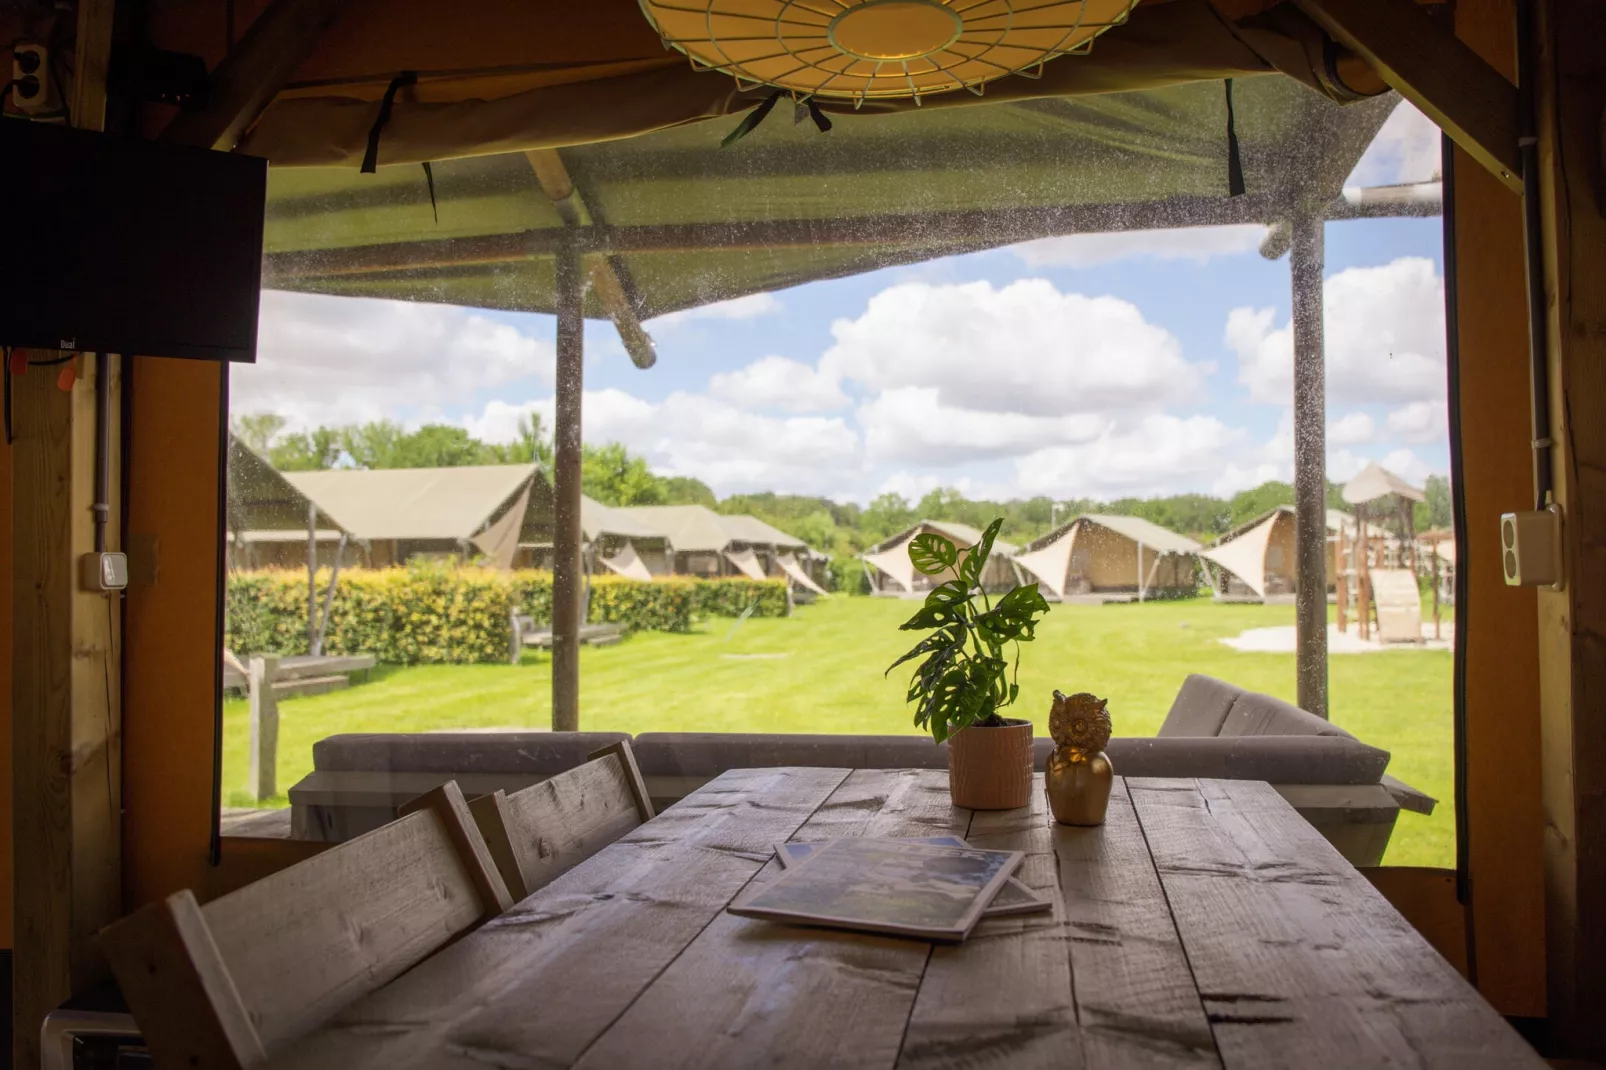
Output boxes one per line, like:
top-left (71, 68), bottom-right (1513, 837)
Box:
top-left (976, 582), bottom-right (1050, 645)
top-left (958, 517), bottom-right (1003, 588)
top-left (907, 532), bottom-right (959, 576)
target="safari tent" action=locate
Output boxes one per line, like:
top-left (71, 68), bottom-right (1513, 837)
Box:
top-left (1012, 514), bottom-right (1201, 601)
top-left (1199, 505), bottom-right (1374, 601)
top-left (614, 504), bottom-right (825, 590)
top-left (861, 520), bottom-right (1019, 596)
top-left (5, 0), bottom-right (1606, 1063)
top-left (223, 434), bottom-right (350, 570)
top-left (274, 464), bottom-right (554, 568)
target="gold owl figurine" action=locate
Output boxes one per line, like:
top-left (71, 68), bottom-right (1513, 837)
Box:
top-left (1047, 690), bottom-right (1114, 826)
top-left (1049, 690), bottom-right (1112, 761)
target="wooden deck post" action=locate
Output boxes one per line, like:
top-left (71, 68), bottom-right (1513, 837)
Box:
top-left (551, 234), bottom-right (584, 732)
top-left (305, 501), bottom-right (317, 653)
top-left (248, 656), bottom-right (280, 801)
top-left (1290, 213), bottom-right (1329, 718)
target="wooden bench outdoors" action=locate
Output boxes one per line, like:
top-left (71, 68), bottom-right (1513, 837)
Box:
top-left (223, 653), bottom-right (377, 699)
top-left (101, 782), bottom-right (511, 1070)
top-left (509, 612), bottom-right (625, 663)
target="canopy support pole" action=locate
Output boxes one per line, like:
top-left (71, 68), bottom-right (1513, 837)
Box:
top-left (1291, 212), bottom-right (1329, 718)
top-left (551, 234), bottom-right (584, 731)
top-left (306, 501), bottom-right (318, 654)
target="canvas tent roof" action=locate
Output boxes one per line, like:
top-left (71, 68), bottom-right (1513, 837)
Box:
top-left (1342, 461), bottom-right (1426, 504)
top-left (1024, 514), bottom-right (1202, 555)
top-left (867, 520), bottom-right (1019, 559)
top-left (225, 434), bottom-right (342, 536)
top-left (258, 10), bottom-right (1411, 324)
top-left (613, 505), bottom-right (814, 555)
top-left (1200, 510), bottom-right (1283, 599)
top-left (717, 514), bottom-right (810, 551)
top-left (283, 465), bottom-right (551, 541)
top-left (582, 496), bottom-right (663, 543)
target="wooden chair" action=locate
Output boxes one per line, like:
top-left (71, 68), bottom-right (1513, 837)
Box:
top-left (469, 740), bottom-right (655, 901)
top-left (100, 781), bottom-right (512, 1069)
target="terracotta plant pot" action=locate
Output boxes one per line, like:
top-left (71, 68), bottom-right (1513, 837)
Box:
top-left (947, 718), bottom-right (1033, 810)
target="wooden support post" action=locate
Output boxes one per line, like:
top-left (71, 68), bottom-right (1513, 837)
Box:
top-left (1336, 522), bottom-right (1349, 633)
top-left (1136, 540), bottom-right (1145, 602)
top-left (1290, 214), bottom-right (1329, 718)
top-left (550, 235), bottom-right (584, 732)
top-left (1534, 0), bottom-right (1606, 1053)
top-left (305, 501), bottom-right (317, 654)
top-left (1431, 544), bottom-right (1441, 641)
top-left (248, 656), bottom-right (280, 801)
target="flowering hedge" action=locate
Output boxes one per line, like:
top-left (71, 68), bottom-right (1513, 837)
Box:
top-left (225, 566), bottom-right (789, 664)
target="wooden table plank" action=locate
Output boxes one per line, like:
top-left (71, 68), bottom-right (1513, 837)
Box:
top-left (898, 775), bottom-right (1089, 1070)
top-left (1129, 778), bottom-right (1546, 1070)
top-left (1054, 778), bottom-right (1219, 1069)
top-left (574, 769), bottom-right (963, 1070)
top-left (270, 766), bottom-right (852, 1070)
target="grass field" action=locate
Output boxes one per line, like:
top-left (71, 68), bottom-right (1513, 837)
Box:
top-left (223, 596), bottom-right (1453, 867)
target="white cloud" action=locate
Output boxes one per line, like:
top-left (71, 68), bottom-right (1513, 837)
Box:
top-left (1011, 225), bottom-right (1269, 268)
top-left (1227, 257), bottom-right (1446, 406)
top-left (858, 387), bottom-right (1107, 465)
top-left (1328, 411), bottom-right (1377, 446)
top-left (239, 290), bottom-right (553, 428)
top-left (1012, 415), bottom-right (1250, 499)
top-left (1386, 400), bottom-right (1448, 443)
top-left (1349, 101), bottom-right (1441, 187)
top-left (465, 389), bottom-right (861, 496)
top-left (707, 355), bottom-right (849, 413)
top-left (645, 292), bottom-right (783, 330)
top-left (1380, 448), bottom-right (1436, 486)
top-left (822, 279), bottom-right (1204, 418)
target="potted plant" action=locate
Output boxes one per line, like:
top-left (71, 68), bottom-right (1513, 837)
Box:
top-left (886, 518), bottom-right (1050, 809)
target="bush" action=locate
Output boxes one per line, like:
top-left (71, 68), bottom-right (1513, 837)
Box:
top-left (691, 578), bottom-right (790, 618)
top-left (225, 565), bottom-right (695, 664)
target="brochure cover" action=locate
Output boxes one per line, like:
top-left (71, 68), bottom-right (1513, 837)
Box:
top-left (729, 838), bottom-right (1024, 942)
top-left (775, 836), bottom-right (1050, 917)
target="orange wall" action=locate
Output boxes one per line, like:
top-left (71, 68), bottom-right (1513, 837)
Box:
top-left (121, 358), bottom-right (225, 908)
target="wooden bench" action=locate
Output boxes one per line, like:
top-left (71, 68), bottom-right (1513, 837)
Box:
top-left (509, 613), bottom-right (625, 663)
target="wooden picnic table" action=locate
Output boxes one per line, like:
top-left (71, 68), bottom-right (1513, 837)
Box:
top-left (269, 768), bottom-right (1542, 1069)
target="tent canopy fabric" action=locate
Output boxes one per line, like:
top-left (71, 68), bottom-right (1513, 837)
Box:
top-left (471, 481), bottom-right (532, 569)
top-left (870, 520), bottom-right (1020, 559)
top-left (1200, 509), bottom-right (1281, 598)
top-left (723, 547), bottom-right (770, 582)
top-left (717, 514), bottom-right (809, 551)
top-left (1342, 461), bottom-right (1426, 505)
top-left (862, 545), bottom-right (919, 593)
top-left (613, 504), bottom-right (814, 556)
top-left (240, 0), bottom-right (1380, 169)
top-left (1014, 530), bottom-right (1079, 599)
top-left (225, 434), bottom-right (343, 536)
top-left (260, 59), bottom-right (1398, 323)
top-left (1026, 514), bottom-right (1201, 555)
top-left (777, 553), bottom-right (828, 596)
top-left (582, 495), bottom-right (664, 543)
top-left (599, 540), bottom-right (655, 581)
top-left (282, 464), bottom-right (551, 541)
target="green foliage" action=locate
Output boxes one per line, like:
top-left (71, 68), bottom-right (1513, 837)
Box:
top-left (887, 519), bottom-right (1050, 742)
top-left (582, 442), bottom-right (667, 506)
top-left (224, 566), bottom-right (697, 663)
top-left (660, 475), bottom-right (717, 507)
top-left (1415, 474), bottom-right (1453, 532)
top-left (691, 578), bottom-right (791, 618)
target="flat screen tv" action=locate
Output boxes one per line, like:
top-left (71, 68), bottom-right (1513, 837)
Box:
top-left (0, 119), bottom-right (267, 363)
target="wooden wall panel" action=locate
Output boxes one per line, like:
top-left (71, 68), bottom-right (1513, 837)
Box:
top-left (1450, 0), bottom-right (1548, 1018)
top-left (122, 358), bottom-right (224, 910)
top-left (0, 393), bottom-right (11, 951)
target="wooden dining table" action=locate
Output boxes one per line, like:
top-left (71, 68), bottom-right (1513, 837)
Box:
top-left (270, 767), bottom-right (1543, 1069)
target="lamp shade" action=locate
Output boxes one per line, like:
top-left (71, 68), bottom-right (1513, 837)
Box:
top-left (637, 0), bottom-right (1138, 104)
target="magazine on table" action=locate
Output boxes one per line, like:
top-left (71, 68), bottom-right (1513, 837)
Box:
top-left (728, 837), bottom-right (1024, 942)
top-left (774, 835), bottom-right (1050, 917)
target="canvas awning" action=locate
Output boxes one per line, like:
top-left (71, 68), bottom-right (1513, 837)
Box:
top-left (718, 514), bottom-right (809, 551)
top-left (283, 464), bottom-right (552, 542)
top-left (582, 495), bottom-right (664, 543)
top-left (724, 546), bottom-right (769, 582)
top-left (1014, 529), bottom-right (1079, 599)
top-left (1342, 461), bottom-right (1426, 505)
top-left (1076, 514), bottom-right (1203, 555)
top-left (239, 0), bottom-right (1381, 170)
top-left (599, 540), bottom-right (655, 581)
top-left (777, 553), bottom-right (828, 596)
top-left (471, 480), bottom-right (532, 569)
top-left (1200, 510), bottom-right (1281, 598)
top-left (225, 434), bottom-right (342, 536)
top-left (862, 545), bottom-right (918, 593)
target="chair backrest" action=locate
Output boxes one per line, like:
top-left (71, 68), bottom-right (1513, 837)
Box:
top-left (101, 781), bottom-right (512, 1069)
top-left (469, 740), bottom-right (655, 901)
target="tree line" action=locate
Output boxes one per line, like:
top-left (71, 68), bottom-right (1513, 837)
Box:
top-left (234, 415), bottom-right (1452, 589)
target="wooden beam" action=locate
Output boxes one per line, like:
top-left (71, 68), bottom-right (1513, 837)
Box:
top-left (1535, 0), bottom-right (1606, 1055)
top-left (1293, 0), bottom-right (1523, 192)
top-left (523, 150), bottom-right (657, 370)
top-left (158, 0), bottom-right (350, 150)
top-left (550, 235), bottom-right (584, 733)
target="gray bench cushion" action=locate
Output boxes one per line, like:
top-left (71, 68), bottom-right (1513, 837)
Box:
top-left (630, 731), bottom-right (1386, 786)
top-left (311, 732), bottom-right (631, 774)
top-left (1218, 692), bottom-right (1355, 740)
top-left (1157, 674), bottom-right (1244, 737)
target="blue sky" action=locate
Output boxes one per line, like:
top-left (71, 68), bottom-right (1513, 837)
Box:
top-left (239, 102), bottom-right (1448, 506)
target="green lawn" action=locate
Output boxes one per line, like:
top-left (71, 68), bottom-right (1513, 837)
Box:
top-left (224, 596), bottom-right (1453, 867)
